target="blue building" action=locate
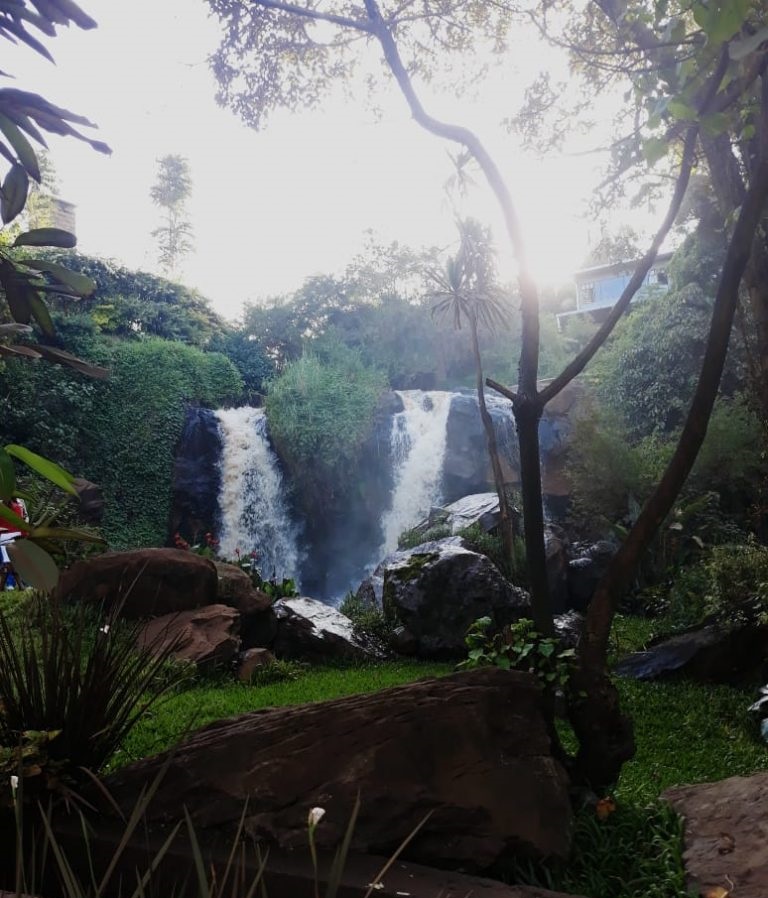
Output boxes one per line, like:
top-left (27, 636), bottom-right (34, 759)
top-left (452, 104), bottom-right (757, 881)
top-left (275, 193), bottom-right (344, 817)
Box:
top-left (556, 251), bottom-right (673, 329)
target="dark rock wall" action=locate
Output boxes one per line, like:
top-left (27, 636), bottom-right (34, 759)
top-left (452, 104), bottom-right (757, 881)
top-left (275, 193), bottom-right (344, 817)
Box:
top-left (168, 407), bottom-right (222, 546)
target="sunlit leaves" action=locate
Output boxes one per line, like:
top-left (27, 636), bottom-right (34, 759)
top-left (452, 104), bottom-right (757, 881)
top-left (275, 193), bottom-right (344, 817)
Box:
top-left (4, 443), bottom-right (77, 494)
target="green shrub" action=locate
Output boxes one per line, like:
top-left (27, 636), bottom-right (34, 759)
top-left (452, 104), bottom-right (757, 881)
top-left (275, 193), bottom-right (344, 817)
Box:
top-left (265, 347), bottom-right (385, 509)
top-left (86, 338), bottom-right (243, 548)
top-left (339, 591), bottom-right (396, 645)
top-left (0, 603), bottom-right (186, 796)
top-left (397, 522), bottom-right (451, 549)
top-left (459, 522), bottom-right (527, 586)
top-left (457, 617), bottom-right (575, 692)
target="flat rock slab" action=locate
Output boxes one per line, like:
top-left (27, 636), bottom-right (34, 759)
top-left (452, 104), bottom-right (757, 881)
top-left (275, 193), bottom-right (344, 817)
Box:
top-left (105, 668), bottom-right (571, 871)
top-left (663, 771), bottom-right (768, 898)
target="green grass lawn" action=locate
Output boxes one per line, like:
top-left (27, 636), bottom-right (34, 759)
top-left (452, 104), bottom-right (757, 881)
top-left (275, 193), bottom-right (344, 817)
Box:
top-left (116, 660), bottom-right (451, 768)
top-left (113, 618), bottom-right (766, 898)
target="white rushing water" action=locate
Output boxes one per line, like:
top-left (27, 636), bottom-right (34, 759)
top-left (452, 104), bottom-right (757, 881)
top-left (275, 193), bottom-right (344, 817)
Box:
top-left (215, 407), bottom-right (301, 583)
top-left (378, 390), bottom-right (454, 556)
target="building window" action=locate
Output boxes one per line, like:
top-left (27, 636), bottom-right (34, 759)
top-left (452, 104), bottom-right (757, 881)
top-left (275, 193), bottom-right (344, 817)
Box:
top-left (580, 282), bottom-right (595, 306)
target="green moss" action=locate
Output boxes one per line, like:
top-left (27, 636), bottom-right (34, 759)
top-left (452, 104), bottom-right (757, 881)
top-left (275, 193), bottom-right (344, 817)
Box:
top-left (391, 552), bottom-right (437, 582)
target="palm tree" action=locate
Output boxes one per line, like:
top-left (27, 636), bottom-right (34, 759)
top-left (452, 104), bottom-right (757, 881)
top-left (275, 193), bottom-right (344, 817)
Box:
top-left (430, 219), bottom-right (517, 566)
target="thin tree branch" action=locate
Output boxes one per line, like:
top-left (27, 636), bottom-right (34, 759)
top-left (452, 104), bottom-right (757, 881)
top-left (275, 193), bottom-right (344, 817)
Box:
top-left (249, 0), bottom-right (373, 33)
top-left (360, 0), bottom-right (541, 396)
top-left (538, 126), bottom-right (698, 405)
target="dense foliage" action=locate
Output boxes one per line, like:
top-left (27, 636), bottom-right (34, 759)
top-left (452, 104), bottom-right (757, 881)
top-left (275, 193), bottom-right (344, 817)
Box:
top-left (265, 345), bottom-right (386, 510)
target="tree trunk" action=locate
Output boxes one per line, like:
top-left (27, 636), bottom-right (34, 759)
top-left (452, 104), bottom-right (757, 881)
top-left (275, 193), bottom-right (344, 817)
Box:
top-left (470, 319), bottom-right (517, 565)
top-left (570, 130), bottom-right (768, 789)
top-left (514, 394), bottom-right (553, 635)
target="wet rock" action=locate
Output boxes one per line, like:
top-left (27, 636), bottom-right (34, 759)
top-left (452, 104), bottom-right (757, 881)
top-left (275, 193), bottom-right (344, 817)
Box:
top-left (272, 596), bottom-right (379, 663)
top-left (57, 548), bottom-right (218, 618)
top-left (168, 407), bottom-right (221, 545)
top-left (567, 539), bottom-right (618, 611)
top-left (138, 604), bottom-right (240, 671)
top-left (664, 771), bottom-right (768, 898)
top-left (553, 611), bottom-right (584, 650)
top-left (380, 538), bottom-right (530, 659)
top-left (615, 618), bottom-right (768, 684)
top-left (214, 562), bottom-right (272, 616)
top-left (105, 668), bottom-right (573, 870)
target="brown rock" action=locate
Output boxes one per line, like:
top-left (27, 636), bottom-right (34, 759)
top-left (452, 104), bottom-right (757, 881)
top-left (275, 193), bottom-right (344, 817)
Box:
top-left (214, 562), bottom-right (272, 615)
top-left (237, 647), bottom-right (276, 682)
top-left (105, 668), bottom-right (572, 870)
top-left (138, 604), bottom-right (240, 671)
top-left (56, 548), bottom-right (218, 619)
top-left (663, 771), bottom-right (768, 898)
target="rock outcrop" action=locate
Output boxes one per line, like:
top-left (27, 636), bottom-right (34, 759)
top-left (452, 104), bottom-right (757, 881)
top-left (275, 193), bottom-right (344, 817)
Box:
top-left (57, 548), bottom-right (218, 618)
top-left (138, 604), bottom-right (240, 671)
top-left (105, 668), bottom-right (572, 870)
top-left (615, 618), bottom-right (768, 684)
top-left (377, 538), bottom-right (530, 658)
top-left (272, 596), bottom-right (380, 663)
top-left (664, 771), bottom-right (768, 898)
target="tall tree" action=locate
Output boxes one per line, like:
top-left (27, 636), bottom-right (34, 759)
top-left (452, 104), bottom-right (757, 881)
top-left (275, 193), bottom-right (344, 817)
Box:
top-left (150, 154), bottom-right (194, 278)
top-left (429, 219), bottom-right (518, 563)
top-left (206, 0), bottom-right (768, 786)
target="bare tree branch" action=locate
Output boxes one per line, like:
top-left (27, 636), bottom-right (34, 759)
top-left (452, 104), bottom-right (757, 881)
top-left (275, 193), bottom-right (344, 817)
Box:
top-left (250, 0), bottom-right (373, 33)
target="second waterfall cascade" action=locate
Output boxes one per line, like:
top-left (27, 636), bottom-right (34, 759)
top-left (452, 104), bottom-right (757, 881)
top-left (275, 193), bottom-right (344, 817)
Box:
top-left (378, 390), bottom-right (454, 556)
top-left (215, 407), bottom-right (301, 583)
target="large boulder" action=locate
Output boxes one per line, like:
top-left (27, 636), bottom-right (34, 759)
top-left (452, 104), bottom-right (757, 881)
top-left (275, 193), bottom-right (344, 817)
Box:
top-left (272, 596), bottom-right (380, 663)
top-left (615, 618), bottom-right (768, 684)
top-left (138, 604), bottom-right (240, 671)
top-left (378, 538), bottom-right (530, 658)
top-left (213, 561), bottom-right (277, 649)
top-left (664, 771), bottom-right (768, 898)
top-left (105, 668), bottom-right (573, 870)
top-left (56, 548), bottom-right (218, 618)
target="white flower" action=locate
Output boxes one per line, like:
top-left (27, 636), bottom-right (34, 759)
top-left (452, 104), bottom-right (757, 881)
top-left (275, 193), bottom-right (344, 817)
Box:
top-left (366, 883), bottom-right (384, 891)
top-left (307, 806), bottom-right (325, 827)
top-left (10, 775), bottom-right (18, 793)
top-left (99, 623), bottom-right (110, 635)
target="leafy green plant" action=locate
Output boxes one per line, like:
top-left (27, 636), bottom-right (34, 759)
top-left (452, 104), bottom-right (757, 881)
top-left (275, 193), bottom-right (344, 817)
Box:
top-left (0, 602), bottom-right (186, 797)
top-left (457, 617), bottom-right (575, 692)
top-left (459, 522), bottom-right (527, 586)
top-left (397, 522), bottom-right (451, 549)
top-left (339, 591), bottom-right (396, 645)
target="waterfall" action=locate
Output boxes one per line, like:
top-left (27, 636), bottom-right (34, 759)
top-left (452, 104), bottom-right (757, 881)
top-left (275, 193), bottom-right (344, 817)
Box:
top-left (215, 407), bottom-right (301, 583)
top-left (378, 390), bottom-right (454, 556)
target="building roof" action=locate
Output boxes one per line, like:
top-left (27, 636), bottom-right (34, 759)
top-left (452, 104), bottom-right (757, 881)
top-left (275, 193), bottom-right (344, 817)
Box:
top-left (574, 250), bottom-right (674, 282)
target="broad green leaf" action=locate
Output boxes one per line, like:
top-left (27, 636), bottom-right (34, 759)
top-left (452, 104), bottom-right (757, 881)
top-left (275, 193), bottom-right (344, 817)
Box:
top-left (642, 136), bottom-right (669, 165)
top-left (0, 111), bottom-right (40, 181)
top-left (31, 526), bottom-right (106, 544)
top-left (701, 112), bottom-right (729, 137)
top-left (4, 444), bottom-right (76, 494)
top-left (8, 539), bottom-right (58, 591)
top-left (668, 99), bottom-right (696, 121)
top-left (36, 345), bottom-right (109, 379)
top-left (0, 448), bottom-right (15, 500)
top-left (13, 227), bottom-right (77, 248)
top-left (0, 344), bottom-right (42, 360)
top-left (28, 292), bottom-right (55, 337)
top-left (4, 279), bottom-right (32, 324)
top-left (22, 260), bottom-right (96, 295)
top-left (1, 163), bottom-right (28, 224)
top-left (730, 26), bottom-right (768, 61)
top-left (0, 502), bottom-right (28, 531)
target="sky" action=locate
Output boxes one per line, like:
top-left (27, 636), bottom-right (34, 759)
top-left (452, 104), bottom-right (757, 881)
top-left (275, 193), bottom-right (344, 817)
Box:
top-left (5, 0), bottom-right (656, 320)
